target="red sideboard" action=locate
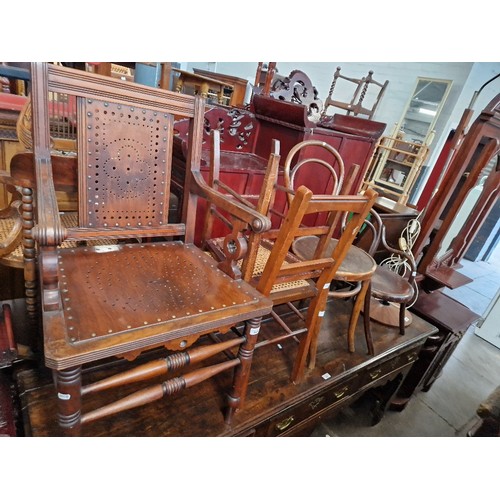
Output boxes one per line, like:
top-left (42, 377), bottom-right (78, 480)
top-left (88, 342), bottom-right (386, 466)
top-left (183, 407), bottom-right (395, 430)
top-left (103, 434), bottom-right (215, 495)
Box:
top-left (173, 96), bottom-right (386, 243)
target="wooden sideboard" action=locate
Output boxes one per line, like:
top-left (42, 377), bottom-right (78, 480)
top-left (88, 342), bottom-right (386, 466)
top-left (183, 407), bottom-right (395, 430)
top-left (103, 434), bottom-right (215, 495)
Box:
top-left (16, 297), bottom-right (437, 437)
top-left (173, 98), bottom-right (386, 244)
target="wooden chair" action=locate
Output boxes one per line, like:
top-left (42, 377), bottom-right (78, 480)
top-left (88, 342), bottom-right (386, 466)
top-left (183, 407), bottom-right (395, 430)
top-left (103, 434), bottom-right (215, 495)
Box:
top-left (283, 140), bottom-right (378, 354)
top-left (320, 66), bottom-right (388, 122)
top-left (29, 62), bottom-right (274, 436)
top-left (362, 210), bottom-right (418, 338)
top-left (201, 132), bottom-right (378, 381)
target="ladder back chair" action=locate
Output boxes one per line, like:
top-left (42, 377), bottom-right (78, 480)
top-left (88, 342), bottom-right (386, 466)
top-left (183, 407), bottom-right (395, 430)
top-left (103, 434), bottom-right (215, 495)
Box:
top-left (320, 66), bottom-right (388, 122)
top-left (201, 132), bottom-right (378, 381)
top-left (284, 141), bottom-right (378, 354)
top-left (30, 63), bottom-right (273, 436)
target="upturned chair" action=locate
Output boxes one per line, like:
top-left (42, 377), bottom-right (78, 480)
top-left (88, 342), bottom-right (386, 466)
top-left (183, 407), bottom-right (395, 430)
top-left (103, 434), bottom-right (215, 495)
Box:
top-left (201, 132), bottom-right (378, 381)
top-left (319, 66), bottom-right (389, 122)
top-left (29, 62), bottom-right (273, 436)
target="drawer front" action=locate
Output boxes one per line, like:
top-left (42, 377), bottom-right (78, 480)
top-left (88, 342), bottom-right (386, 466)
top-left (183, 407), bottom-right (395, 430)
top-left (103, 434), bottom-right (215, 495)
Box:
top-left (265, 375), bottom-right (360, 437)
top-left (363, 347), bottom-right (420, 388)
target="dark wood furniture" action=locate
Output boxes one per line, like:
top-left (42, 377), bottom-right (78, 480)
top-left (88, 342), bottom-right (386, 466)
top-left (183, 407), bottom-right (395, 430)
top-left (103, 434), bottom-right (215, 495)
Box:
top-left (173, 68), bottom-right (234, 105)
top-left (391, 289), bottom-right (480, 411)
top-left (368, 196), bottom-right (421, 262)
top-left (414, 93), bottom-right (500, 290)
top-left (268, 70), bottom-right (323, 122)
top-left (361, 209), bottom-right (418, 337)
top-left (16, 296), bottom-right (438, 437)
top-left (193, 68), bottom-right (249, 107)
top-left (173, 97), bottom-right (386, 244)
top-left (29, 63), bottom-right (274, 436)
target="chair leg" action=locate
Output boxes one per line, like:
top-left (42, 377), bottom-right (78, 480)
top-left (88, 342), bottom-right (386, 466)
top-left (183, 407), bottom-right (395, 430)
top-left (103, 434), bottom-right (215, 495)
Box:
top-left (54, 366), bottom-right (82, 437)
top-left (363, 283), bottom-right (375, 355)
top-left (399, 303), bottom-right (406, 336)
top-left (347, 279), bottom-right (371, 354)
top-left (225, 317), bottom-right (262, 425)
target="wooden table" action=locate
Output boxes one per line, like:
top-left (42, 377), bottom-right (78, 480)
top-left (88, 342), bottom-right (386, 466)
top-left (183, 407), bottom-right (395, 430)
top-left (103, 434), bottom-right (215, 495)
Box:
top-left (16, 298), bottom-right (437, 437)
top-left (173, 69), bottom-right (234, 105)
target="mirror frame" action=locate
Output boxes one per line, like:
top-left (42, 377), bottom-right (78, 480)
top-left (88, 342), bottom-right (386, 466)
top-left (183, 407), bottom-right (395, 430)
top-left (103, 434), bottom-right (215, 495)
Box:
top-left (415, 93), bottom-right (500, 290)
top-left (395, 77), bottom-right (452, 146)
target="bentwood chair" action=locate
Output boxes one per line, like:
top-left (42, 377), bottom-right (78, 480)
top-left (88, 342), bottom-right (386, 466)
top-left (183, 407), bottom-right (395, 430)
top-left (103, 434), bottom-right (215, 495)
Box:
top-left (284, 141), bottom-right (378, 354)
top-left (29, 62), bottom-right (273, 436)
top-left (361, 210), bottom-right (418, 338)
top-left (201, 132), bottom-right (378, 381)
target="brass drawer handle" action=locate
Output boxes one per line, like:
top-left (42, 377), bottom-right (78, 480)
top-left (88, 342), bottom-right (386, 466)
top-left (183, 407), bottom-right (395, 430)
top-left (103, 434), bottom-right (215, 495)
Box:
top-left (369, 368), bottom-right (382, 380)
top-left (334, 386), bottom-right (349, 399)
top-left (309, 396), bottom-right (325, 410)
top-left (276, 416), bottom-right (295, 432)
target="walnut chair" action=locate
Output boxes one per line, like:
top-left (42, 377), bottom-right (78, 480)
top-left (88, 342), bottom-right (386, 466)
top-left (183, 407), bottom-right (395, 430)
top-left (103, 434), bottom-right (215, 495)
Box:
top-left (29, 62), bottom-right (273, 436)
top-left (201, 132), bottom-right (378, 381)
top-left (283, 140), bottom-right (378, 355)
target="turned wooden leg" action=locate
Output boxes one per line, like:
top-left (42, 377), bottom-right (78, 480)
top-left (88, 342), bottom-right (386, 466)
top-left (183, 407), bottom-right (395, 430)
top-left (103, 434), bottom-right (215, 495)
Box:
top-left (225, 317), bottom-right (261, 425)
top-left (175, 77), bottom-right (183, 93)
top-left (54, 366), bottom-right (82, 437)
top-left (199, 82), bottom-right (209, 99)
top-left (347, 279), bottom-right (372, 354)
top-left (399, 303), bottom-right (406, 336)
top-left (363, 282), bottom-right (375, 355)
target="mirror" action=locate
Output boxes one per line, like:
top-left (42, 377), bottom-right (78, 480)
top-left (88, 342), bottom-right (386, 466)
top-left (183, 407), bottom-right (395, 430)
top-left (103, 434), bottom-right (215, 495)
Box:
top-left (437, 150), bottom-right (500, 261)
top-left (397, 78), bottom-right (452, 145)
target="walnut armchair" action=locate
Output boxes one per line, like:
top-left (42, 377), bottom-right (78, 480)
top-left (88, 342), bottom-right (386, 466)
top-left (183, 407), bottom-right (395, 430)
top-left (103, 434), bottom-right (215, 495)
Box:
top-left (30, 63), bottom-right (273, 436)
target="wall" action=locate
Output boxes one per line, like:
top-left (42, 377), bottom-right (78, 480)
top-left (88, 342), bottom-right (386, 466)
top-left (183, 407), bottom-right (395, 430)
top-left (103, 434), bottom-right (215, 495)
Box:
top-left (186, 61), bottom-right (500, 201)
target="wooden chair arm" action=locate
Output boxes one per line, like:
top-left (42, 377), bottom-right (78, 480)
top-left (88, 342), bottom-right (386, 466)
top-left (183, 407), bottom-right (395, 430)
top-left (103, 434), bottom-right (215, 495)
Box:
top-left (191, 170), bottom-right (271, 234)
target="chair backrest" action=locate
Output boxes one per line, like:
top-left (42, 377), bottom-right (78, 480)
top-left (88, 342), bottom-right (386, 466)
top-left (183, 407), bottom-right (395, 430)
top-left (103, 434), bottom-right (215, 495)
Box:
top-left (29, 62), bottom-right (206, 252)
top-left (282, 139), bottom-right (353, 230)
top-left (355, 208), bottom-right (418, 292)
top-left (253, 186), bottom-right (379, 298)
top-left (320, 66), bottom-right (388, 121)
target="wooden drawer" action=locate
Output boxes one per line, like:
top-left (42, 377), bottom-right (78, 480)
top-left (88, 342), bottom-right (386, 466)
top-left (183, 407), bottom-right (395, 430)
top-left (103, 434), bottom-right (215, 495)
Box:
top-left (261, 374), bottom-right (360, 436)
top-left (362, 347), bottom-right (420, 389)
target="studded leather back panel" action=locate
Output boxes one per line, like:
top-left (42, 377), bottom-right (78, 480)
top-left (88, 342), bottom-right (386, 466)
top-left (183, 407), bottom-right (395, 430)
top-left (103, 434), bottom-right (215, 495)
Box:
top-left (79, 98), bottom-right (173, 230)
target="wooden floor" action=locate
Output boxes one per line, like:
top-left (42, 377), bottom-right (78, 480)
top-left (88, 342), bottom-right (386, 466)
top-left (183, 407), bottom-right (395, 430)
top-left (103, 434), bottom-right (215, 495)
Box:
top-left (16, 297), bottom-right (436, 437)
